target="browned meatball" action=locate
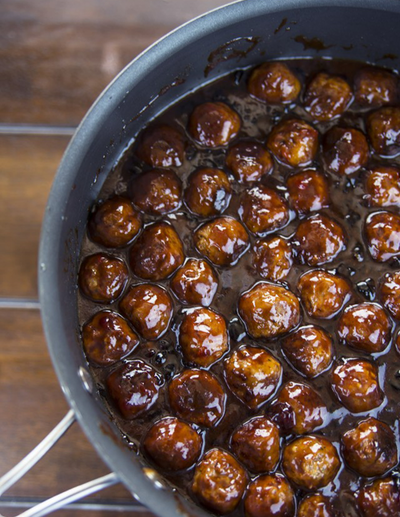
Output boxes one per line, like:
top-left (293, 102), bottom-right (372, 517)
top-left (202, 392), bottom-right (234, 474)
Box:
top-left (365, 211), bottom-right (400, 262)
top-left (129, 222), bottom-right (184, 280)
top-left (355, 67), bottom-right (398, 107)
top-left (338, 302), bottom-right (392, 353)
top-left (226, 140), bottom-right (273, 183)
top-left (282, 435), bottom-right (340, 490)
top-left (224, 345), bottom-right (282, 409)
top-left (78, 253), bottom-right (128, 302)
top-left (367, 107), bottom-right (400, 156)
top-left (194, 216), bottom-right (249, 267)
top-left (192, 448), bottom-right (247, 514)
top-left (297, 494), bottom-right (335, 517)
top-left (184, 168), bottom-right (231, 217)
top-left (357, 477), bottom-right (400, 517)
top-left (294, 214), bottom-right (346, 266)
top-left (244, 474), bottom-right (295, 517)
top-left (239, 282), bottom-right (300, 339)
top-left (298, 269), bottom-right (352, 319)
top-left (322, 126), bottom-right (369, 176)
top-left (106, 360), bottom-right (162, 419)
top-left (287, 170), bottom-right (330, 215)
top-left (267, 118), bottom-right (319, 168)
top-left (253, 236), bottom-right (293, 281)
top-left (247, 61), bottom-right (301, 104)
top-left (179, 308), bottom-right (228, 367)
top-left (136, 124), bottom-right (186, 168)
top-left (143, 417), bottom-right (202, 471)
top-left (231, 416), bottom-right (280, 473)
top-left (282, 326), bottom-right (333, 378)
top-left (239, 185), bottom-right (290, 236)
top-left (188, 101), bottom-right (241, 148)
top-left (396, 331), bottom-right (400, 355)
top-left (120, 284), bottom-right (172, 340)
top-left (304, 72), bottom-right (352, 121)
top-left (169, 369), bottom-right (226, 427)
top-left (380, 271), bottom-right (400, 319)
top-left (170, 258), bottom-right (218, 307)
top-left (342, 417), bottom-right (397, 477)
top-left (82, 311), bottom-right (139, 366)
top-left (131, 169), bottom-right (182, 215)
top-left (365, 165), bottom-right (400, 207)
top-left (88, 196), bottom-right (142, 248)
top-left (331, 359), bottom-right (383, 413)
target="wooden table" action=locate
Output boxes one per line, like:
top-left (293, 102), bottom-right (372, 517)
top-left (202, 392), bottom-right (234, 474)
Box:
top-left (0, 2), bottom-right (228, 515)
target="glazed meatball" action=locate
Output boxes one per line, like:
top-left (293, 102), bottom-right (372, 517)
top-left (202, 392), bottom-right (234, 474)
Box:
top-left (365, 211), bottom-right (400, 262)
top-left (78, 253), bottom-right (128, 302)
top-left (224, 345), bottom-right (282, 409)
top-left (179, 308), bottom-right (228, 367)
top-left (380, 271), bottom-right (400, 319)
top-left (297, 494), bottom-right (335, 517)
top-left (355, 67), bottom-right (398, 107)
top-left (120, 284), bottom-right (173, 340)
top-left (129, 222), bottom-right (184, 280)
top-left (367, 107), bottom-right (400, 156)
top-left (247, 61), bottom-right (301, 104)
top-left (267, 118), bottom-right (319, 168)
top-left (294, 214), bottom-right (346, 266)
top-left (170, 258), bottom-right (218, 307)
top-left (304, 72), bottom-right (352, 121)
top-left (331, 359), bottom-right (383, 413)
top-left (88, 196), bottom-right (142, 248)
top-left (131, 169), bottom-right (182, 215)
top-left (282, 326), bottom-right (333, 378)
top-left (239, 185), bottom-right (290, 236)
top-left (188, 101), bottom-right (241, 148)
top-left (342, 417), bottom-right (398, 477)
top-left (357, 477), bottom-right (400, 517)
top-left (82, 311), bottom-right (139, 366)
top-left (239, 282), bottom-right (300, 339)
top-left (106, 360), bottom-right (162, 419)
top-left (226, 140), bottom-right (273, 183)
top-left (298, 269), bottom-right (352, 319)
top-left (192, 448), bottom-right (247, 514)
top-left (169, 369), bottom-right (226, 427)
top-left (287, 170), bottom-right (330, 215)
top-left (253, 236), bottom-right (293, 281)
top-left (282, 435), bottom-right (340, 490)
top-left (231, 416), bottom-right (280, 473)
top-left (322, 126), bottom-right (369, 176)
top-left (143, 417), bottom-right (202, 471)
top-left (136, 124), bottom-right (185, 167)
top-left (365, 165), bottom-right (400, 207)
top-left (244, 474), bottom-right (295, 517)
top-left (194, 216), bottom-right (249, 267)
top-left (184, 168), bottom-right (231, 217)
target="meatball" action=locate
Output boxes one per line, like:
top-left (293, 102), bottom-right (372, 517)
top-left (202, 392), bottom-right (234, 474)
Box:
top-left (267, 118), bottom-right (319, 168)
top-left (106, 359), bottom-right (162, 419)
top-left (282, 435), bottom-right (340, 490)
top-left (88, 196), bottom-right (142, 248)
top-left (322, 126), bottom-right (369, 176)
top-left (355, 67), bottom-right (398, 107)
top-left (282, 326), bottom-right (333, 378)
top-left (365, 165), bottom-right (400, 207)
top-left (194, 216), bottom-right (249, 267)
top-left (367, 107), bottom-right (400, 156)
top-left (169, 369), bottom-right (226, 427)
top-left (357, 477), bottom-right (400, 517)
top-left (129, 222), bottom-right (184, 280)
top-left (380, 271), bottom-right (400, 319)
top-left (365, 211), bottom-right (400, 262)
top-left (298, 269), bottom-right (352, 319)
top-left (331, 359), bottom-right (383, 413)
top-left (82, 311), bottom-right (139, 366)
top-left (78, 253), bottom-right (128, 302)
top-left (131, 169), bottom-right (182, 215)
top-left (120, 284), bottom-right (173, 341)
top-left (192, 448), bottom-right (247, 514)
top-left (304, 72), bottom-right (352, 121)
top-left (143, 417), bottom-right (202, 471)
top-left (188, 101), bottom-right (241, 148)
top-left (338, 302), bottom-right (392, 353)
top-left (224, 345), bottom-right (282, 409)
top-left (244, 474), bottom-right (295, 517)
top-left (239, 282), bottom-right (300, 339)
top-left (342, 417), bottom-right (398, 477)
top-left (253, 236), bottom-right (293, 281)
top-left (179, 308), bottom-right (228, 367)
top-left (294, 214), bottom-right (346, 266)
top-left (136, 124), bottom-right (185, 168)
top-left (297, 494), bottom-right (335, 517)
top-left (230, 416), bottom-right (280, 473)
top-left (170, 258), bottom-right (218, 307)
top-left (226, 140), bottom-right (273, 183)
top-left (239, 185), bottom-right (290, 236)
top-left (184, 168), bottom-right (231, 217)
top-left (247, 61), bottom-right (301, 104)
top-left (287, 170), bottom-right (330, 215)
